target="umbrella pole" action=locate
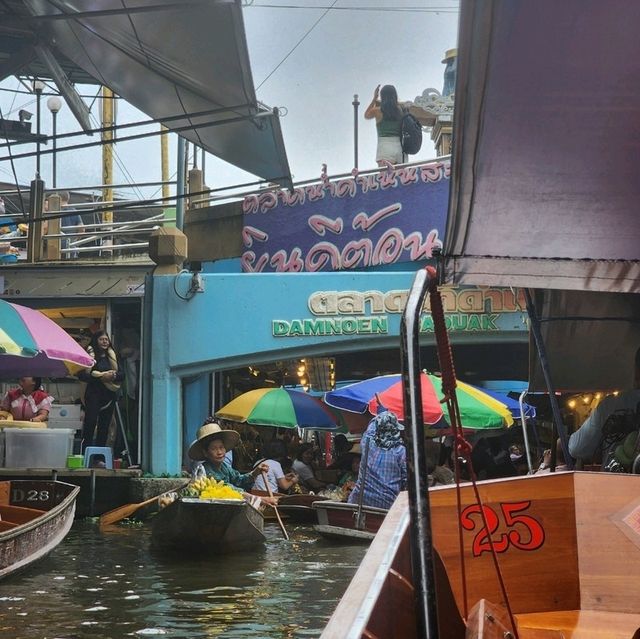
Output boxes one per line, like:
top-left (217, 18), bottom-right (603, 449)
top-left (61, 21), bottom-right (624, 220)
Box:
top-left (519, 390), bottom-right (534, 474)
top-left (354, 438), bottom-right (370, 530)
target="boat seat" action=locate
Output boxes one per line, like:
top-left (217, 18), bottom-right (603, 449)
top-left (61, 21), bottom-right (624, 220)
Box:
top-left (0, 521), bottom-right (18, 532)
top-left (83, 446), bottom-right (113, 469)
top-left (516, 610), bottom-right (640, 638)
top-left (0, 504), bottom-right (45, 524)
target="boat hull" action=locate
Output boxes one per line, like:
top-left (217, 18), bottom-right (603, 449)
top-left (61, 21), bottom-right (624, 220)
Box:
top-left (0, 480), bottom-right (80, 580)
top-left (321, 472), bottom-right (640, 638)
top-left (313, 500), bottom-right (387, 541)
top-left (151, 497), bottom-right (265, 553)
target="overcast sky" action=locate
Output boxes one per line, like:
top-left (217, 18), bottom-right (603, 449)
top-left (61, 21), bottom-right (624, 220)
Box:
top-left (0, 1), bottom-right (459, 201)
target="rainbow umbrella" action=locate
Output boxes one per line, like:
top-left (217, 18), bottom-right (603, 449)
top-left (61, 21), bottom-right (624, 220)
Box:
top-left (0, 300), bottom-right (94, 377)
top-left (215, 387), bottom-right (338, 429)
top-left (325, 373), bottom-right (513, 431)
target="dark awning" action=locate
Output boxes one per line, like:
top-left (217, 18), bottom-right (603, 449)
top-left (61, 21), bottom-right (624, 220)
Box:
top-left (1, 0), bottom-right (292, 188)
top-left (443, 0), bottom-right (640, 293)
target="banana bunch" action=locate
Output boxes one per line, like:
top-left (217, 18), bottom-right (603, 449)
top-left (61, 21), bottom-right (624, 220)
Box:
top-left (182, 476), bottom-right (243, 500)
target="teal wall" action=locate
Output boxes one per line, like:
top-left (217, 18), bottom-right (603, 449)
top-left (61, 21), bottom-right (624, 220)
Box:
top-left (146, 270), bottom-right (528, 474)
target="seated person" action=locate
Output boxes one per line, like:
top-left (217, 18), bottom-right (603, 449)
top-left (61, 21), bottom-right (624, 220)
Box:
top-left (0, 377), bottom-right (52, 422)
top-left (569, 347), bottom-right (640, 466)
top-left (292, 443), bottom-right (327, 492)
top-left (328, 434), bottom-right (358, 471)
top-left (536, 439), bottom-right (568, 473)
top-left (188, 421), bottom-right (268, 492)
top-left (337, 446), bottom-right (361, 500)
top-left (253, 439), bottom-right (299, 494)
top-left (348, 409), bottom-right (407, 510)
top-left (470, 436), bottom-right (518, 480)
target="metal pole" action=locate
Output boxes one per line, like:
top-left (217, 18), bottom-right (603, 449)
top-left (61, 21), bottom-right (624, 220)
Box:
top-left (354, 437), bottom-right (370, 530)
top-left (160, 126), bottom-right (170, 202)
top-left (52, 110), bottom-right (57, 188)
top-left (102, 86), bottom-right (114, 252)
top-left (352, 94), bottom-right (360, 170)
top-left (176, 136), bottom-right (186, 230)
top-left (35, 87), bottom-right (42, 176)
top-left (400, 267), bottom-right (439, 639)
top-left (524, 289), bottom-right (573, 470)
top-left (201, 147), bottom-right (206, 185)
top-left (519, 390), bottom-right (534, 474)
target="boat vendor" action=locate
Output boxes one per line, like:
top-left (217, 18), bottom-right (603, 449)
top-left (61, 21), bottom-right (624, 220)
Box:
top-left (188, 421), bottom-right (270, 493)
top-left (348, 409), bottom-right (407, 510)
top-left (0, 377), bottom-right (53, 422)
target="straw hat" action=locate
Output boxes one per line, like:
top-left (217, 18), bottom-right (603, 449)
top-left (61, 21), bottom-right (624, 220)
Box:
top-left (188, 422), bottom-right (240, 461)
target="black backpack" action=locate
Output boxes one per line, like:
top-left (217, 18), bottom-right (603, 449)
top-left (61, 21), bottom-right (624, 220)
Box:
top-left (400, 111), bottom-right (423, 155)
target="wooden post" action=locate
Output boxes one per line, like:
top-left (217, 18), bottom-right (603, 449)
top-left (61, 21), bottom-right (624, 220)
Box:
top-left (45, 192), bottom-right (61, 260)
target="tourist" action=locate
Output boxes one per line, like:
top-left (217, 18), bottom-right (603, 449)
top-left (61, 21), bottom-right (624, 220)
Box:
top-left (0, 377), bottom-right (53, 422)
top-left (569, 347), bottom-right (640, 467)
top-left (364, 84), bottom-right (406, 166)
top-left (348, 410), bottom-right (407, 510)
top-left (189, 421), bottom-right (269, 492)
top-left (292, 443), bottom-right (327, 492)
top-left (253, 439), bottom-right (299, 493)
top-left (78, 330), bottom-right (123, 448)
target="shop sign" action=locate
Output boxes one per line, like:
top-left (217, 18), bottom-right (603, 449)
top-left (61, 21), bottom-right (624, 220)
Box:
top-left (272, 286), bottom-right (527, 338)
top-left (243, 161), bottom-right (449, 273)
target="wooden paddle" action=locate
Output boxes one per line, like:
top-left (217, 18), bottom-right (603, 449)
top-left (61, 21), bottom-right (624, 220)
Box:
top-left (100, 483), bottom-right (187, 527)
top-left (261, 471), bottom-right (289, 540)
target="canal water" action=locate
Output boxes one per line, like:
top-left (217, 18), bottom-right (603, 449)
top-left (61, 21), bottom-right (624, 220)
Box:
top-left (0, 520), bottom-right (367, 638)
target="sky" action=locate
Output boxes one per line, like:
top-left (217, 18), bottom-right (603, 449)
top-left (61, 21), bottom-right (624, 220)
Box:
top-left (0, 1), bottom-right (459, 202)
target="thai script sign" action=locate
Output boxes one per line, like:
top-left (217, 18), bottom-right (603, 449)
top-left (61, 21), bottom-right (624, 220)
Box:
top-left (242, 161), bottom-right (450, 273)
top-left (272, 286), bottom-right (527, 337)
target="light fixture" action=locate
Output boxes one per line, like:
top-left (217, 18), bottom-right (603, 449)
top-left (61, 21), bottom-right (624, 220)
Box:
top-left (32, 79), bottom-right (45, 94)
top-left (568, 399), bottom-right (576, 409)
top-left (582, 395), bottom-right (591, 405)
top-left (46, 96), bottom-right (62, 114)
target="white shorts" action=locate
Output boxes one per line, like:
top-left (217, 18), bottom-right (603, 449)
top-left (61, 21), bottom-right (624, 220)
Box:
top-left (376, 136), bottom-right (406, 164)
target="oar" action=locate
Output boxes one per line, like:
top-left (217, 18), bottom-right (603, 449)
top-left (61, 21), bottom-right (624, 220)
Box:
top-left (100, 483), bottom-right (186, 527)
top-left (261, 471), bottom-right (289, 540)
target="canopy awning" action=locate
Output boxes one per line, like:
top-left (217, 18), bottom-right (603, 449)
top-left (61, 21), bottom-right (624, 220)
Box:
top-left (443, 0), bottom-right (640, 293)
top-left (1, 0), bottom-right (292, 188)
top-left (528, 289), bottom-right (640, 392)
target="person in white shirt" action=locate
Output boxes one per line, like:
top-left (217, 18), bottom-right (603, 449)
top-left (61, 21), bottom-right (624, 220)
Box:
top-left (253, 439), bottom-right (299, 494)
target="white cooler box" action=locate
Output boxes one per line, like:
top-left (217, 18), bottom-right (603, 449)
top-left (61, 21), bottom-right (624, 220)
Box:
top-left (48, 404), bottom-right (83, 431)
top-left (4, 427), bottom-right (75, 468)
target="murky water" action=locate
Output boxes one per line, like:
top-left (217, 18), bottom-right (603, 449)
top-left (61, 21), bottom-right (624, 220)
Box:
top-left (0, 520), bottom-right (367, 638)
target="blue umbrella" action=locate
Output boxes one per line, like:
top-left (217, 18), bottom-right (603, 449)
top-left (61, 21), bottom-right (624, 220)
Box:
top-left (478, 388), bottom-right (536, 421)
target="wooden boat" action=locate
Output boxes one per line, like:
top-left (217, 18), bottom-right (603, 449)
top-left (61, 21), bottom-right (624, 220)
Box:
top-left (313, 500), bottom-right (387, 541)
top-left (150, 497), bottom-right (265, 553)
top-left (0, 479), bottom-right (80, 579)
top-left (278, 493), bottom-right (328, 523)
top-left (322, 472), bottom-right (640, 638)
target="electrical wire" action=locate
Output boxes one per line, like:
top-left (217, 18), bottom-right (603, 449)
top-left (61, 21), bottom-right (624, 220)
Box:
top-left (256, 0), bottom-right (339, 90)
top-left (247, 3), bottom-right (458, 12)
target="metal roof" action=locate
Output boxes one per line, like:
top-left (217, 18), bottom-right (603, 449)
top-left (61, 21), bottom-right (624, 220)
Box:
top-left (0, 0), bottom-right (292, 188)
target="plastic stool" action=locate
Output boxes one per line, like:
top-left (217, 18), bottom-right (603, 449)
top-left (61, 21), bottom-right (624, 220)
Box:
top-left (83, 446), bottom-right (113, 469)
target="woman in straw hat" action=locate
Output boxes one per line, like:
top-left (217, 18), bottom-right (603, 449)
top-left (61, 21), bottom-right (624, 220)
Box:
top-left (189, 418), bottom-right (269, 492)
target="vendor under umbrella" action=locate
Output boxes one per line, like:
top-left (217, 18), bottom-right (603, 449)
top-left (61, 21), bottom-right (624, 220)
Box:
top-left (0, 376), bottom-right (52, 422)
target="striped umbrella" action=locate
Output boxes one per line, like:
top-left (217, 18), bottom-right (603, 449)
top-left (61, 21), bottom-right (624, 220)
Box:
top-left (325, 373), bottom-right (514, 431)
top-left (215, 387), bottom-right (338, 429)
top-left (0, 300), bottom-right (94, 377)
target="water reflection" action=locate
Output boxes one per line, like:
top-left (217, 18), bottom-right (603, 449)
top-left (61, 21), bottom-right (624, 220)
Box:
top-left (0, 521), bottom-right (367, 638)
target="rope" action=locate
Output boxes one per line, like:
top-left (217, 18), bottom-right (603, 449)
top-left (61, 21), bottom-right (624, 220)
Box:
top-left (426, 267), bottom-right (520, 639)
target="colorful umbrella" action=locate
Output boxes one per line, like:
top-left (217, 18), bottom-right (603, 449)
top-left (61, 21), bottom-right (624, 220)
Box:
top-left (0, 300), bottom-right (94, 377)
top-left (215, 387), bottom-right (338, 429)
top-left (325, 373), bottom-right (514, 430)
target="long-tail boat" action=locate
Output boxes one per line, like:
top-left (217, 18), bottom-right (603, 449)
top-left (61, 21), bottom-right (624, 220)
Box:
top-left (0, 479), bottom-right (80, 579)
top-left (322, 267), bottom-right (640, 638)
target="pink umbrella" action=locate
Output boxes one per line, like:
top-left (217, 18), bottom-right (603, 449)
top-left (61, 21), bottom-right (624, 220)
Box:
top-left (0, 300), bottom-right (94, 377)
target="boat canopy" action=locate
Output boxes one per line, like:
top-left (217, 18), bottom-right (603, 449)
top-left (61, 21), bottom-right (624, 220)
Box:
top-left (0, 0), bottom-right (292, 188)
top-left (443, 0), bottom-right (640, 294)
